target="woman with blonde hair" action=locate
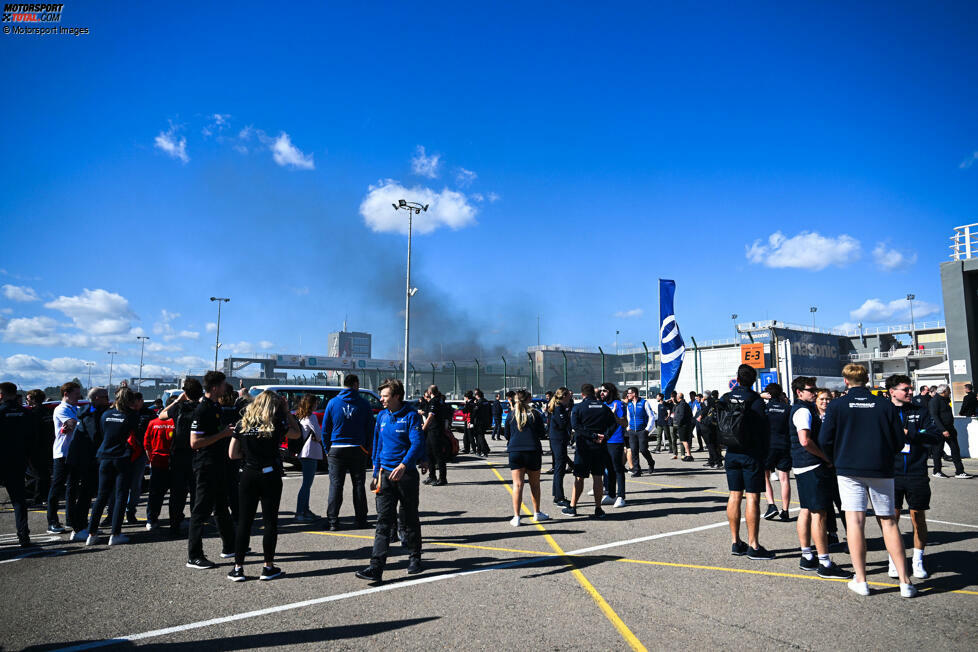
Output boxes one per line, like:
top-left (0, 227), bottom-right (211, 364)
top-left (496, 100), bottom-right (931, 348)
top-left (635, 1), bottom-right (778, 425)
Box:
top-left (505, 389), bottom-right (549, 526)
top-left (294, 393), bottom-right (323, 522)
top-left (227, 390), bottom-right (301, 581)
top-left (546, 387), bottom-right (573, 507)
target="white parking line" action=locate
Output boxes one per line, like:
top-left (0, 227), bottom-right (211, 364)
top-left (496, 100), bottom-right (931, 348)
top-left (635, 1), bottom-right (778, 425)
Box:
top-left (0, 549), bottom-right (68, 564)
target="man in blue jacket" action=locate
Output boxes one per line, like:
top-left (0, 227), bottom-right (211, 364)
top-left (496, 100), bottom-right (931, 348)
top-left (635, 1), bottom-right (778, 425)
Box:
top-left (885, 374), bottom-right (943, 581)
top-left (322, 374), bottom-right (375, 531)
top-left (818, 364), bottom-right (916, 598)
top-left (355, 378), bottom-right (425, 583)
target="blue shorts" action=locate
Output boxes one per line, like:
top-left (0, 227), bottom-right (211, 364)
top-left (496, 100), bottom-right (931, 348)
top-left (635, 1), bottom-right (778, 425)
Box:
top-left (765, 448), bottom-right (792, 473)
top-left (796, 465), bottom-right (833, 511)
top-left (724, 451), bottom-right (764, 494)
top-left (508, 450), bottom-right (542, 471)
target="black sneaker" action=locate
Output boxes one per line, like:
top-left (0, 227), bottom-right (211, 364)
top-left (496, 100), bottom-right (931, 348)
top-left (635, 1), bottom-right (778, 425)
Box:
top-left (407, 558), bottom-right (423, 575)
top-left (592, 507), bottom-right (606, 519)
top-left (19, 536), bottom-right (36, 549)
top-left (422, 477), bottom-right (434, 485)
top-left (355, 566), bottom-right (383, 583)
top-left (186, 557), bottom-right (216, 570)
top-left (126, 512), bottom-right (139, 525)
top-left (799, 555), bottom-right (819, 571)
top-left (630, 470), bottom-right (642, 477)
top-left (328, 522), bottom-right (340, 531)
top-left (778, 510), bottom-right (790, 522)
top-left (554, 498), bottom-right (570, 507)
top-left (762, 505), bottom-right (779, 520)
top-left (433, 479), bottom-right (447, 486)
top-left (227, 567), bottom-right (247, 582)
top-left (747, 545), bottom-right (775, 560)
top-left (259, 565), bottom-right (284, 581)
top-left (731, 541), bottom-right (748, 556)
top-left (817, 562), bottom-right (853, 580)
top-left (561, 506), bottom-right (578, 516)
top-left (682, 456), bottom-right (694, 462)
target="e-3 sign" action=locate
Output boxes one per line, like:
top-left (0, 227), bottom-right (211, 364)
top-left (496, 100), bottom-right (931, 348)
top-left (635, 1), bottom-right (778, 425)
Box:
top-left (740, 343), bottom-right (765, 369)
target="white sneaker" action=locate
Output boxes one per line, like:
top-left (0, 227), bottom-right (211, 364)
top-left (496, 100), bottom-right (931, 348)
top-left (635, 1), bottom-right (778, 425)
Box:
top-left (900, 583), bottom-right (918, 598)
top-left (847, 580), bottom-right (870, 596)
top-left (600, 496), bottom-right (614, 506)
top-left (70, 529), bottom-right (89, 542)
top-left (954, 473), bottom-right (973, 479)
top-left (613, 497), bottom-right (626, 508)
top-left (85, 533), bottom-right (99, 547)
top-left (887, 558), bottom-right (899, 578)
top-left (533, 512), bottom-right (550, 522)
top-left (509, 515), bottom-right (521, 527)
top-left (145, 522), bottom-right (159, 532)
top-left (108, 534), bottom-right (130, 546)
top-left (912, 558), bottom-right (929, 579)
top-left (587, 489), bottom-right (594, 496)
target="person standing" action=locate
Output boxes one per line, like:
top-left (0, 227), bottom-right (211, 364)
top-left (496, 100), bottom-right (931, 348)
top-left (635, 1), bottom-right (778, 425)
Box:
top-left (0, 382), bottom-right (34, 548)
top-left (47, 381), bottom-right (82, 534)
top-left (218, 385), bottom-right (242, 525)
top-left (929, 385), bottom-right (971, 479)
top-left (322, 374), bottom-right (374, 530)
top-left (599, 383), bottom-right (628, 508)
top-left (227, 390), bottom-right (301, 581)
top-left (185, 371), bottom-right (236, 569)
top-left (122, 392), bottom-right (155, 525)
top-left (885, 374), bottom-right (943, 580)
top-left (294, 393), bottom-right (323, 521)
top-left (473, 389), bottom-right (492, 457)
top-left (624, 387), bottom-right (655, 477)
top-left (158, 378), bottom-right (202, 537)
top-left (762, 383), bottom-right (792, 521)
top-left (490, 393), bottom-right (504, 441)
top-left (143, 400), bottom-right (175, 531)
top-left (701, 390), bottom-right (724, 469)
top-left (420, 385), bottom-right (448, 486)
top-left (653, 393), bottom-right (671, 453)
top-left (818, 363), bottom-right (917, 598)
top-left (787, 377), bottom-right (851, 579)
top-left (505, 389), bottom-right (549, 526)
top-left (461, 391), bottom-right (476, 454)
top-left (355, 379), bottom-right (426, 583)
top-left (547, 387), bottom-right (573, 507)
top-left (85, 386), bottom-right (138, 546)
top-left (563, 384), bottom-right (617, 518)
top-left (718, 365), bottom-right (774, 560)
top-left (959, 383), bottom-right (976, 418)
top-left (673, 392), bottom-right (694, 461)
top-left (64, 387), bottom-right (109, 540)
top-left (912, 385), bottom-right (931, 410)
top-left (25, 389), bottom-right (51, 507)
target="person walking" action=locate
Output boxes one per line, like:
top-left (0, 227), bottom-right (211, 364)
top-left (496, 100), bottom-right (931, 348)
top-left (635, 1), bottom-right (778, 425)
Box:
top-left (294, 393), bottom-right (323, 521)
top-left (322, 375), bottom-right (374, 531)
top-left (85, 386), bottom-right (138, 546)
top-left (226, 390), bottom-right (301, 581)
top-left (546, 387), bottom-right (573, 507)
top-left (928, 385), bottom-right (970, 479)
top-left (624, 387), bottom-right (655, 477)
top-left (505, 389), bottom-right (549, 526)
top-left (355, 379), bottom-right (426, 584)
top-left (818, 363), bottom-right (917, 598)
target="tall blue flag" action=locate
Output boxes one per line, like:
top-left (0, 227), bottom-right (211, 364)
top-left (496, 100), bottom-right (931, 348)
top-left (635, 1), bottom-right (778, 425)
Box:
top-left (659, 279), bottom-right (685, 395)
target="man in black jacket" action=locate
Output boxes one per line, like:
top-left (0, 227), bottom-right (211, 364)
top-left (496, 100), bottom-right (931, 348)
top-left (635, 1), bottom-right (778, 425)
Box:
top-left (158, 378), bottom-right (203, 537)
top-left (928, 385), bottom-right (970, 479)
top-left (673, 393), bottom-right (694, 461)
top-left (885, 374), bottom-right (944, 580)
top-left (959, 383), bottom-right (977, 418)
top-left (1, 382), bottom-right (34, 547)
top-left (490, 394), bottom-right (503, 441)
top-left (564, 384), bottom-right (617, 518)
top-left (65, 387), bottom-right (110, 540)
top-left (472, 389), bottom-right (491, 458)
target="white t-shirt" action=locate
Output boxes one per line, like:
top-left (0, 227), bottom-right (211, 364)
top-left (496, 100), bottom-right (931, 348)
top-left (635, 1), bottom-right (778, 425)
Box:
top-left (299, 415), bottom-right (324, 460)
top-left (792, 407), bottom-right (820, 476)
top-left (52, 401), bottom-right (79, 459)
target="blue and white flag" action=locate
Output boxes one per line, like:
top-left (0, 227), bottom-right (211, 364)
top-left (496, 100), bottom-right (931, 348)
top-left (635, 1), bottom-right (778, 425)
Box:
top-left (659, 279), bottom-right (685, 396)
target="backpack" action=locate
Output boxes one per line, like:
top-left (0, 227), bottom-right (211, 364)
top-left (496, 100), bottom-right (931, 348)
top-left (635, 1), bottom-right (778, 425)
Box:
top-left (716, 395), bottom-right (750, 449)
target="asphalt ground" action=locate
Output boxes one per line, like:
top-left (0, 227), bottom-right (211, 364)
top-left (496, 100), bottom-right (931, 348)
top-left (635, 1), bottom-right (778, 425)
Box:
top-left (1, 446), bottom-right (977, 651)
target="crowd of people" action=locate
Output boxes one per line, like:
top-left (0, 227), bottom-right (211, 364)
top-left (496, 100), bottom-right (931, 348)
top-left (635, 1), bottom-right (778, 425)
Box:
top-left (1, 364), bottom-right (975, 594)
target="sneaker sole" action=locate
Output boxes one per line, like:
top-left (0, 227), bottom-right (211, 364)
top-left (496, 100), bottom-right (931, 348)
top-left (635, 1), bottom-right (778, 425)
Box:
top-left (747, 554), bottom-right (775, 561)
top-left (799, 563), bottom-right (819, 572)
top-left (186, 563), bottom-right (216, 570)
top-left (228, 575), bottom-right (247, 582)
top-left (259, 572), bottom-right (283, 581)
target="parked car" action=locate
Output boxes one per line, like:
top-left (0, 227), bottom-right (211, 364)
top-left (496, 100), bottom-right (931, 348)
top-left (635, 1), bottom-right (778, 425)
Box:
top-left (246, 384), bottom-right (383, 468)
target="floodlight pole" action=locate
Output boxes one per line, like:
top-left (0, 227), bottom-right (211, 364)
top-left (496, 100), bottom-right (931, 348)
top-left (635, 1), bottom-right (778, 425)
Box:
top-left (137, 336), bottom-right (150, 388)
top-left (907, 294), bottom-right (916, 349)
top-left (107, 351), bottom-right (117, 394)
top-left (393, 200), bottom-right (428, 397)
top-left (210, 297), bottom-right (230, 371)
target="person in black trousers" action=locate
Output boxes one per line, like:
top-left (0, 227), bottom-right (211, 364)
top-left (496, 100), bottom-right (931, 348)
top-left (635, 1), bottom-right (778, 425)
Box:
top-left (226, 390), bottom-right (301, 582)
top-left (490, 393), bottom-right (504, 441)
top-left (185, 371), bottom-right (236, 569)
top-left (472, 389), bottom-right (492, 457)
top-left (219, 384), bottom-right (242, 524)
top-left (158, 378), bottom-right (202, 537)
top-left (1, 382), bottom-right (34, 548)
top-left (546, 387), bottom-right (573, 507)
top-left (85, 386), bottom-right (138, 546)
top-left (421, 385), bottom-right (448, 486)
top-left (929, 385), bottom-right (970, 479)
top-left (66, 387), bottom-right (110, 540)
top-left (25, 389), bottom-right (51, 507)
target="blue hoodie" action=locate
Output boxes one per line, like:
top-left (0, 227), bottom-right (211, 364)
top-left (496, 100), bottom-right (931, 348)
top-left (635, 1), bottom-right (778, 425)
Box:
top-left (372, 403), bottom-right (425, 476)
top-left (322, 388), bottom-right (374, 449)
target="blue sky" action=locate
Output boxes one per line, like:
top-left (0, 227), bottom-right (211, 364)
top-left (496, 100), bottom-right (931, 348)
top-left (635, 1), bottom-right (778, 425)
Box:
top-left (1, 1), bottom-right (976, 388)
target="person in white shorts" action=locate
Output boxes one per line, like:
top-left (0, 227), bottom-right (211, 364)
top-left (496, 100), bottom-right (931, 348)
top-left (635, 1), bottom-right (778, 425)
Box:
top-left (818, 363), bottom-right (916, 598)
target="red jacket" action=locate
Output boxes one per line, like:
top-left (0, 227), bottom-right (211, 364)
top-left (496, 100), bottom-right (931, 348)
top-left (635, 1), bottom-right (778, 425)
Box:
top-left (143, 417), bottom-right (174, 469)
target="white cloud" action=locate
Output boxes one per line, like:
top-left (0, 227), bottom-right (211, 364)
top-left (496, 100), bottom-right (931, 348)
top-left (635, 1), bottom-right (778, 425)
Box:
top-left (746, 231), bottom-right (860, 270)
top-left (269, 132), bottom-right (314, 170)
top-left (46, 288), bottom-right (136, 336)
top-left (960, 151), bottom-right (978, 169)
top-left (224, 341), bottom-right (255, 354)
top-left (411, 146), bottom-right (440, 178)
top-left (201, 113), bottom-right (231, 138)
top-left (849, 297), bottom-right (939, 323)
top-left (2, 284), bottom-right (39, 302)
top-left (206, 322), bottom-right (217, 332)
top-left (455, 167), bottom-right (477, 187)
top-left (176, 330), bottom-right (199, 340)
top-left (1, 316), bottom-right (80, 347)
top-left (486, 192), bottom-right (500, 203)
top-left (872, 243), bottom-right (918, 272)
top-left (154, 124), bottom-right (189, 163)
top-left (614, 308), bottom-right (644, 319)
top-left (833, 321), bottom-right (860, 332)
top-left (146, 341), bottom-right (182, 353)
top-left (359, 179), bottom-right (477, 235)
top-left (259, 340), bottom-right (274, 349)
top-left (152, 309), bottom-right (199, 341)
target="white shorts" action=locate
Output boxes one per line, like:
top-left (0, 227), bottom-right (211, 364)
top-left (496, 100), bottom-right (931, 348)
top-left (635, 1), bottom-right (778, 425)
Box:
top-left (837, 475), bottom-right (896, 516)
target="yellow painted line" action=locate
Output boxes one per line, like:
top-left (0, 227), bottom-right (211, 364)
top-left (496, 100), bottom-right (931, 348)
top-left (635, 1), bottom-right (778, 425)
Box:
top-left (486, 464), bottom-right (646, 652)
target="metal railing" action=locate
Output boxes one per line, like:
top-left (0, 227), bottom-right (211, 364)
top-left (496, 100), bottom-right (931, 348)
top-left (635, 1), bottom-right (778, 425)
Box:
top-left (950, 223), bottom-right (977, 260)
top-left (838, 321), bottom-right (945, 338)
top-left (846, 347), bottom-right (947, 361)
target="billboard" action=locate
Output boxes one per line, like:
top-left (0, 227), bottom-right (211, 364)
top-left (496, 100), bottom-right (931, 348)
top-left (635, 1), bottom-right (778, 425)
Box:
top-left (782, 330), bottom-right (842, 377)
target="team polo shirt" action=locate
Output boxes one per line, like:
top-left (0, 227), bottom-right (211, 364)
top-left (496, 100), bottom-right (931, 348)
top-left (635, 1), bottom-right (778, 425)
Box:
top-left (190, 396), bottom-right (227, 466)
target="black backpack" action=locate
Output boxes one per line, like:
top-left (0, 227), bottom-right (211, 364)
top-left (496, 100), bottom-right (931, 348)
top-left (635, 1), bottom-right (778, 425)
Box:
top-left (716, 395), bottom-right (750, 449)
